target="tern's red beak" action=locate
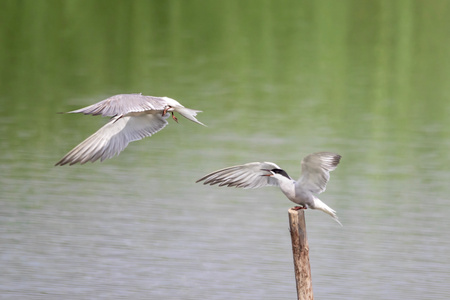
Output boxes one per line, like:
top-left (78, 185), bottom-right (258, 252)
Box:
top-left (261, 169), bottom-right (273, 176)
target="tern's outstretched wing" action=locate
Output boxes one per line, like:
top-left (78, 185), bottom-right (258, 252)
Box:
top-left (297, 152), bottom-right (341, 194)
top-left (66, 94), bottom-right (168, 117)
top-left (55, 114), bottom-right (168, 166)
top-left (196, 162), bottom-right (281, 189)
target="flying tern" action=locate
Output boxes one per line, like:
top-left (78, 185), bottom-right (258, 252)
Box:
top-left (196, 152), bottom-right (342, 226)
top-left (55, 93), bottom-right (205, 166)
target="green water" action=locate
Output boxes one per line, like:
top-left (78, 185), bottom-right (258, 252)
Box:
top-left (1, 1), bottom-right (449, 299)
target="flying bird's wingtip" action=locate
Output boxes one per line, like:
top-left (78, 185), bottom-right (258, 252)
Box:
top-left (54, 160), bottom-right (67, 166)
top-left (195, 177), bottom-right (207, 183)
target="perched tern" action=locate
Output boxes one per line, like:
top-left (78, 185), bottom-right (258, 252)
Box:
top-left (55, 93), bottom-right (205, 166)
top-left (196, 152), bottom-right (342, 226)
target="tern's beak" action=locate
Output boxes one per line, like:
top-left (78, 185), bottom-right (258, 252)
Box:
top-left (261, 169), bottom-right (274, 176)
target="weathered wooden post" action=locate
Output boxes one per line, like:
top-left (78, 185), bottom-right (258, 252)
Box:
top-left (288, 208), bottom-right (313, 300)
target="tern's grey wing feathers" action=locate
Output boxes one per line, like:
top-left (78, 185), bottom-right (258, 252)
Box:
top-left (297, 152), bottom-right (341, 194)
top-left (196, 162), bottom-right (281, 189)
top-left (55, 114), bottom-right (168, 166)
top-left (67, 94), bottom-right (168, 117)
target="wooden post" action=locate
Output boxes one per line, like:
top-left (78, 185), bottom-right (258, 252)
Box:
top-left (288, 208), bottom-right (313, 300)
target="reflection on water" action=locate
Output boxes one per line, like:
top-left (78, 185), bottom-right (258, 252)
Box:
top-left (1, 1), bottom-right (450, 299)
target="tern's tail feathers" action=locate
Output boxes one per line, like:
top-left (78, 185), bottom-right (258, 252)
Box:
top-left (313, 198), bottom-right (343, 226)
top-left (175, 107), bottom-right (206, 126)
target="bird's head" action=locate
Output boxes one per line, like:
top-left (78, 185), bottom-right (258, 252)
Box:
top-left (162, 97), bottom-right (206, 126)
top-left (261, 168), bottom-right (291, 180)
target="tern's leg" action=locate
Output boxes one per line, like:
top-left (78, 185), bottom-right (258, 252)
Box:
top-left (292, 206), bottom-right (307, 210)
top-left (171, 112), bottom-right (178, 123)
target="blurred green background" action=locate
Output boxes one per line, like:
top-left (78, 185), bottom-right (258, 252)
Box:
top-left (1, 1), bottom-right (449, 299)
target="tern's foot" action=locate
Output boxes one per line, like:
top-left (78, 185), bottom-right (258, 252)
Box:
top-left (171, 112), bottom-right (178, 123)
top-left (292, 206), bottom-right (307, 210)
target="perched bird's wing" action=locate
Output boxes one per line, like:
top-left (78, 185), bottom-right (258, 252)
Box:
top-left (66, 94), bottom-right (168, 117)
top-left (297, 152), bottom-right (341, 194)
top-left (196, 162), bottom-right (281, 189)
top-left (55, 114), bottom-right (168, 166)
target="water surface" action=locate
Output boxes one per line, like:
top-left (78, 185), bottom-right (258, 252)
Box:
top-left (1, 1), bottom-right (450, 299)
